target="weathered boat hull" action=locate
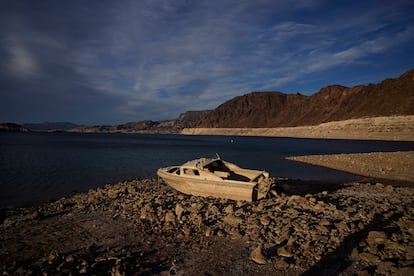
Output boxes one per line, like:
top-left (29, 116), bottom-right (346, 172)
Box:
top-left (157, 168), bottom-right (257, 202)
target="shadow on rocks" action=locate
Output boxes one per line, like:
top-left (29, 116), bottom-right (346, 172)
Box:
top-left (302, 212), bottom-right (403, 276)
top-left (273, 178), bottom-right (346, 196)
top-left (0, 208), bottom-right (6, 224)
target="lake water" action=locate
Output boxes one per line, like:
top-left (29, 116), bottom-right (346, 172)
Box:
top-left (1, 132), bottom-right (413, 207)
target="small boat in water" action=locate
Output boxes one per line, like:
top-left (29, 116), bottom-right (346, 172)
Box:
top-left (157, 155), bottom-right (273, 202)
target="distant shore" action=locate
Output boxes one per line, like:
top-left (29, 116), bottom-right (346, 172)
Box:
top-left (182, 115), bottom-right (414, 141)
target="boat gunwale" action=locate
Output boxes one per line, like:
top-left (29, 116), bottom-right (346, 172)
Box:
top-left (157, 167), bottom-right (258, 187)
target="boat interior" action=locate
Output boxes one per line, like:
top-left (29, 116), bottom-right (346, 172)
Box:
top-left (204, 160), bottom-right (251, 181)
top-left (166, 159), bottom-right (256, 182)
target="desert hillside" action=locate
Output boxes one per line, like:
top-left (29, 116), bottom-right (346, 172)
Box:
top-left (196, 68), bottom-right (414, 128)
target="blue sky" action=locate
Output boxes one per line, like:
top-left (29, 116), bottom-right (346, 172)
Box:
top-left (1, 0), bottom-right (413, 124)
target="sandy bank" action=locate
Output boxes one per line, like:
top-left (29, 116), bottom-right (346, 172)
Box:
top-left (286, 151), bottom-right (414, 182)
top-left (182, 115), bottom-right (414, 141)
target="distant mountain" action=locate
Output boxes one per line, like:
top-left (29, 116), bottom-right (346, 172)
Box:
top-left (196, 68), bottom-right (414, 128)
top-left (70, 110), bottom-right (210, 133)
top-left (23, 122), bottom-right (82, 132)
top-left (0, 123), bottom-right (29, 132)
top-left (12, 69), bottom-right (413, 134)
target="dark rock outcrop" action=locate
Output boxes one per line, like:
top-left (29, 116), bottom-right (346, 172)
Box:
top-left (0, 123), bottom-right (29, 132)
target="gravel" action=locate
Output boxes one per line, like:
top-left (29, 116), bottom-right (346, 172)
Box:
top-left (1, 177), bottom-right (413, 275)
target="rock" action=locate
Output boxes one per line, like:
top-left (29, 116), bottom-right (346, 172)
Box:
top-left (355, 270), bottom-right (370, 276)
top-left (205, 227), bottom-right (212, 237)
top-left (359, 252), bottom-right (380, 265)
top-left (320, 218), bottom-right (330, 226)
top-left (351, 248), bottom-right (360, 260)
top-left (274, 259), bottom-right (289, 270)
top-left (175, 204), bottom-right (185, 220)
top-left (165, 211), bottom-right (176, 224)
top-left (127, 185), bottom-right (136, 194)
top-left (182, 226), bottom-right (191, 238)
top-left (277, 246), bottom-right (293, 258)
top-left (140, 204), bottom-right (154, 221)
top-left (250, 245), bottom-right (267, 265)
top-left (385, 185), bottom-right (394, 192)
top-left (224, 205), bottom-right (234, 214)
top-left (26, 211), bottom-right (40, 220)
top-left (234, 207), bottom-right (246, 217)
top-left (275, 230), bottom-right (289, 244)
top-left (376, 261), bottom-right (395, 274)
top-left (394, 266), bottom-right (414, 276)
top-left (334, 222), bottom-right (349, 233)
top-left (260, 216), bottom-right (270, 226)
top-left (216, 229), bottom-right (225, 237)
top-left (207, 204), bottom-right (220, 216)
top-left (316, 225), bottom-right (329, 235)
top-left (107, 189), bottom-right (118, 200)
top-left (367, 231), bottom-right (387, 245)
top-left (228, 229), bottom-right (243, 239)
top-left (287, 195), bottom-right (307, 205)
top-left (48, 252), bottom-right (58, 262)
top-left (222, 215), bottom-right (242, 226)
top-left (65, 255), bottom-right (75, 263)
top-left (383, 240), bottom-right (407, 258)
top-left (190, 213), bottom-right (203, 228)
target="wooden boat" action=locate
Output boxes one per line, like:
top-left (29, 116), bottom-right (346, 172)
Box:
top-left (157, 155), bottom-right (273, 202)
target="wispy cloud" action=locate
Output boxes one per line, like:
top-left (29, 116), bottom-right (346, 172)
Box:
top-left (6, 44), bottom-right (38, 78)
top-left (305, 25), bottom-right (414, 72)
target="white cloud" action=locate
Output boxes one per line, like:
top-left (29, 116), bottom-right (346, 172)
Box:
top-left (5, 44), bottom-right (38, 78)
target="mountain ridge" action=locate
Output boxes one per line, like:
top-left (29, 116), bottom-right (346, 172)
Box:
top-left (22, 122), bottom-right (83, 132)
top-left (70, 110), bottom-right (210, 134)
top-left (196, 68), bottom-right (414, 128)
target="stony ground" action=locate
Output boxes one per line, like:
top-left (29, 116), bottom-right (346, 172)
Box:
top-left (1, 177), bottom-right (414, 275)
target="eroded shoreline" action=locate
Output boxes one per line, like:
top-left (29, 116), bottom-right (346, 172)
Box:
top-left (182, 115), bottom-right (414, 141)
top-left (1, 176), bottom-right (414, 275)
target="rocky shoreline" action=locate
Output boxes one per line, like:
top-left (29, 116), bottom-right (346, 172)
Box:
top-left (1, 177), bottom-right (413, 275)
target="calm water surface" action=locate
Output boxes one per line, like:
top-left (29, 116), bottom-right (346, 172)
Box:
top-left (1, 132), bottom-right (413, 207)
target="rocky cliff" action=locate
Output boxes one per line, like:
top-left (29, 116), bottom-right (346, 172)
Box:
top-left (196, 68), bottom-right (414, 128)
